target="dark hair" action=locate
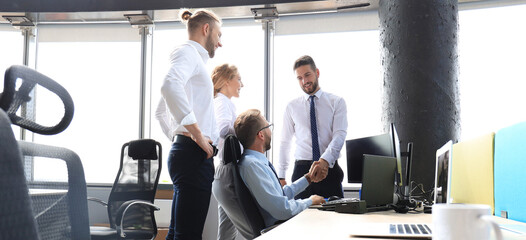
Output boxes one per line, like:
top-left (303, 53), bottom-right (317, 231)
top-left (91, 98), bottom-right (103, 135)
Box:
top-left (234, 109), bottom-right (266, 149)
top-left (179, 9), bottom-right (222, 34)
top-left (293, 55), bottom-right (317, 72)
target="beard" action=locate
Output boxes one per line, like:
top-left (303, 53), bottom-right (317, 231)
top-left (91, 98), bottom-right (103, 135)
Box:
top-left (264, 134), bottom-right (271, 151)
top-left (302, 77), bottom-right (319, 95)
top-left (205, 34), bottom-right (216, 58)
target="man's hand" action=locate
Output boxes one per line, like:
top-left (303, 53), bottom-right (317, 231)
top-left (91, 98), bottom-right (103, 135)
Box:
top-left (184, 123), bottom-right (214, 159)
top-left (309, 195), bottom-right (326, 205)
top-left (309, 159), bottom-right (329, 182)
top-left (194, 134), bottom-right (214, 159)
top-left (279, 179), bottom-right (287, 187)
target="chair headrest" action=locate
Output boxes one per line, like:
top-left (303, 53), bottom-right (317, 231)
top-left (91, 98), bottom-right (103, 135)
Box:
top-left (128, 139), bottom-right (158, 160)
top-left (0, 65), bottom-right (74, 135)
top-left (223, 134), bottom-right (242, 164)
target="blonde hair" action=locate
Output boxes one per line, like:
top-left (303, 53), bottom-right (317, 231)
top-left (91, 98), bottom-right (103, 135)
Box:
top-left (211, 64), bottom-right (238, 97)
top-left (179, 9), bottom-right (222, 34)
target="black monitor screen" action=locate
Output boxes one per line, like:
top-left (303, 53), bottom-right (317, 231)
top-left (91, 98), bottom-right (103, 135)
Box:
top-left (346, 133), bottom-right (394, 183)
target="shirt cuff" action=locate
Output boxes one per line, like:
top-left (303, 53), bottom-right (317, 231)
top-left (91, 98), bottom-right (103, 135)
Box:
top-left (180, 111), bottom-right (197, 126)
top-left (302, 198), bottom-right (313, 207)
top-left (321, 153), bottom-right (336, 168)
top-left (277, 169), bottom-right (287, 178)
top-left (297, 176), bottom-right (309, 189)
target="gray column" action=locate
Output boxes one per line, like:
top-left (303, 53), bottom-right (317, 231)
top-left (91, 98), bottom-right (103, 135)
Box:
top-left (379, 0), bottom-right (460, 191)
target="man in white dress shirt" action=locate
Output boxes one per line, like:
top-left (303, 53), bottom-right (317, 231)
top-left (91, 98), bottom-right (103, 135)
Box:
top-left (277, 55), bottom-right (348, 199)
top-left (157, 9), bottom-right (222, 240)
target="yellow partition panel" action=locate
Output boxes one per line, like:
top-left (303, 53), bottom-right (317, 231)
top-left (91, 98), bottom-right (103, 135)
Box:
top-left (450, 133), bottom-right (495, 214)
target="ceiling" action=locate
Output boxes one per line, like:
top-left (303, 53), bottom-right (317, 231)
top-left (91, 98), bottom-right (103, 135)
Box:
top-left (0, 0), bottom-right (524, 25)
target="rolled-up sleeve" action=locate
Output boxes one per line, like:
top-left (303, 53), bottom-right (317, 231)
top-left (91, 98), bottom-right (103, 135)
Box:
top-left (160, 47), bottom-right (198, 126)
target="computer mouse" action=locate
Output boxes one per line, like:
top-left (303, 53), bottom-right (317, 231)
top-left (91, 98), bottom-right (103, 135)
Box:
top-left (327, 196), bottom-right (340, 201)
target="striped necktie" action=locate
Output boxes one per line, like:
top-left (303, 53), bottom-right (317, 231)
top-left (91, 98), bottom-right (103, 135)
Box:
top-left (310, 95), bottom-right (320, 162)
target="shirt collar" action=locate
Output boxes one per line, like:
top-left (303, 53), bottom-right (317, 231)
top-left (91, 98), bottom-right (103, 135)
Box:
top-left (303, 89), bottom-right (323, 101)
top-left (216, 92), bottom-right (227, 99)
top-left (244, 149), bottom-right (267, 163)
top-left (187, 40), bottom-right (210, 63)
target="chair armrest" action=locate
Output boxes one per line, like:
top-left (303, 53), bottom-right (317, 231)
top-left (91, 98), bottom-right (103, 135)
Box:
top-left (87, 197), bottom-right (108, 207)
top-left (115, 200), bottom-right (160, 238)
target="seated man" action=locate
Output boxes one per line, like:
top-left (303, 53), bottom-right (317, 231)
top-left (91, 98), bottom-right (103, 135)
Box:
top-left (234, 109), bottom-right (326, 228)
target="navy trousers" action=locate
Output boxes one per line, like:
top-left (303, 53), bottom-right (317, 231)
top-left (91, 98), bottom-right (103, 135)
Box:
top-left (166, 136), bottom-right (214, 240)
top-left (291, 160), bottom-right (344, 199)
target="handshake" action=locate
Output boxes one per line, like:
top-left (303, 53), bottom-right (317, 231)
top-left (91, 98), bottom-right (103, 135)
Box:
top-left (279, 158), bottom-right (329, 186)
top-left (306, 158), bottom-right (329, 183)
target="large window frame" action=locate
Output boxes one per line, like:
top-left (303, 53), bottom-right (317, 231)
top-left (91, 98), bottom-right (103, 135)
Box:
top-left (8, 2), bottom-right (526, 185)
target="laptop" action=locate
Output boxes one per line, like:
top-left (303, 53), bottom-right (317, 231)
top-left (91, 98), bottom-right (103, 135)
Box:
top-left (360, 154), bottom-right (396, 210)
top-left (312, 154), bottom-right (396, 212)
top-left (349, 223), bottom-right (433, 239)
top-left (434, 140), bottom-right (453, 204)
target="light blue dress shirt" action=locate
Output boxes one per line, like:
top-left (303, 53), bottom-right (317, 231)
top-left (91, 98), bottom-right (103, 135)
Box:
top-left (239, 149), bottom-right (313, 227)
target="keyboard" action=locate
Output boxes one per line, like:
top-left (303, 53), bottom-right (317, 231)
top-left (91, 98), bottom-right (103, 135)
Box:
top-left (322, 198), bottom-right (360, 207)
top-left (390, 223), bottom-right (432, 235)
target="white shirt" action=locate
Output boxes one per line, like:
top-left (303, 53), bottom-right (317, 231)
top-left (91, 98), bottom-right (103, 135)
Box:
top-left (157, 40), bottom-right (219, 144)
top-left (214, 93), bottom-right (237, 162)
top-left (277, 89), bottom-right (348, 178)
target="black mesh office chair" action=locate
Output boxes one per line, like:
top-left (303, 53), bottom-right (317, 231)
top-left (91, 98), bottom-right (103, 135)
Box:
top-left (0, 110), bottom-right (40, 240)
top-left (89, 139), bottom-right (162, 240)
top-left (0, 65), bottom-right (90, 239)
top-left (223, 134), bottom-right (279, 239)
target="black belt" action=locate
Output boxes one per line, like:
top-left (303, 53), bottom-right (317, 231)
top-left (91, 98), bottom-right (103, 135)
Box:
top-left (173, 134), bottom-right (218, 157)
top-left (295, 159), bottom-right (338, 165)
top-left (173, 134), bottom-right (194, 145)
top-left (295, 159), bottom-right (314, 165)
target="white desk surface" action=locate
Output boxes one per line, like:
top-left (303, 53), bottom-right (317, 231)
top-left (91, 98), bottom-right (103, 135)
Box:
top-left (255, 208), bottom-right (526, 240)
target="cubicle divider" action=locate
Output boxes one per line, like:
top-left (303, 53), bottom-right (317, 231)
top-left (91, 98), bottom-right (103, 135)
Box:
top-left (447, 121), bottom-right (526, 223)
top-left (494, 121), bottom-right (526, 223)
top-left (450, 132), bottom-right (495, 214)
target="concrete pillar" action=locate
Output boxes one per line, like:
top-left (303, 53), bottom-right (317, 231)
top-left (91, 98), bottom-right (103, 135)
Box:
top-left (379, 0), bottom-right (460, 191)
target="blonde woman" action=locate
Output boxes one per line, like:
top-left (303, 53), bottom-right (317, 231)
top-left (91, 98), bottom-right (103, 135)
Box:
top-left (210, 64), bottom-right (249, 240)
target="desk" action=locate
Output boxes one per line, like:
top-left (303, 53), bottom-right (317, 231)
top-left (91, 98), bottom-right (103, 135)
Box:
top-left (255, 209), bottom-right (526, 240)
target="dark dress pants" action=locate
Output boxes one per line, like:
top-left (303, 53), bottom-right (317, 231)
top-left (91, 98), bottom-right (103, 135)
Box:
top-left (166, 136), bottom-right (214, 240)
top-left (291, 160), bottom-right (344, 199)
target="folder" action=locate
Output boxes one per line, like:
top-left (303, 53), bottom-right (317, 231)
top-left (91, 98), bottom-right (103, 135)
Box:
top-left (494, 121), bottom-right (526, 222)
top-left (450, 133), bottom-right (495, 214)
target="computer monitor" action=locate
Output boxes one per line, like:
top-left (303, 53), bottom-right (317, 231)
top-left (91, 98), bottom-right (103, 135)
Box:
top-left (346, 132), bottom-right (395, 183)
top-left (389, 123), bottom-right (403, 187)
top-left (434, 140), bottom-right (453, 204)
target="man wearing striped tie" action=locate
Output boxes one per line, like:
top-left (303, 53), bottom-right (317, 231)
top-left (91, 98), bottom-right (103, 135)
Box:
top-left (277, 55), bottom-right (348, 199)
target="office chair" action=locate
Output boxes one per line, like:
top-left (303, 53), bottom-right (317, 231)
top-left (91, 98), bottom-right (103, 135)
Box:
top-left (223, 134), bottom-right (279, 239)
top-left (0, 110), bottom-right (40, 240)
top-left (0, 65), bottom-right (91, 239)
top-left (89, 139), bottom-right (162, 240)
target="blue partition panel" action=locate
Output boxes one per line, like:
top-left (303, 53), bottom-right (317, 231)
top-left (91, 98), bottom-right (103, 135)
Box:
top-left (494, 121), bottom-right (526, 222)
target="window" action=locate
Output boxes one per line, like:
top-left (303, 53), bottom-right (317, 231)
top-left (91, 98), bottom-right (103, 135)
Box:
top-left (34, 24), bottom-right (141, 183)
top-left (150, 20), bottom-right (264, 184)
top-left (0, 25), bottom-right (24, 140)
top-left (458, 4), bottom-right (526, 140)
top-left (273, 13), bottom-right (383, 187)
